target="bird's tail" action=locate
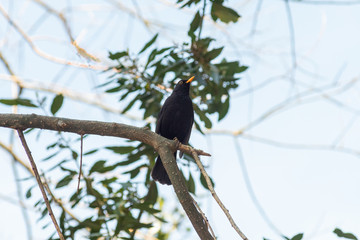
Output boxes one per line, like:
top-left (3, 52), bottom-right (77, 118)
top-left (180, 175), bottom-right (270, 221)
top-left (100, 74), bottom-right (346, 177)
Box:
top-left (151, 154), bottom-right (175, 185)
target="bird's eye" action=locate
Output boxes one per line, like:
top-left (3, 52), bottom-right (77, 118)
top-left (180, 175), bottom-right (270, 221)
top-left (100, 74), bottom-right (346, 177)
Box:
top-left (179, 81), bottom-right (183, 85)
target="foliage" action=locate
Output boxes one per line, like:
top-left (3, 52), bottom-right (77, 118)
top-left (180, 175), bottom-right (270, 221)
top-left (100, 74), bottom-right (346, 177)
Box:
top-left (6, 1), bottom-right (246, 239)
top-left (0, 98), bottom-right (37, 107)
top-left (334, 228), bottom-right (358, 240)
top-left (104, 1), bottom-right (247, 130)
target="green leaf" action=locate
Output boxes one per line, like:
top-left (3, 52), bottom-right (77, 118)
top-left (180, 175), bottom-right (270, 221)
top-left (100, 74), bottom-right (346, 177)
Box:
top-left (194, 105), bottom-right (212, 129)
top-left (188, 11), bottom-right (201, 39)
top-left (105, 86), bottom-right (122, 93)
top-left (144, 48), bottom-right (158, 69)
top-left (60, 166), bottom-right (77, 175)
top-left (205, 47), bottom-right (224, 61)
top-left (146, 182), bottom-right (158, 205)
top-left (124, 167), bottom-right (141, 179)
top-left (334, 228), bottom-right (358, 240)
top-left (139, 33), bottom-right (158, 54)
top-left (25, 187), bottom-right (32, 199)
top-left (0, 98), bottom-right (37, 108)
top-left (56, 174), bottom-right (74, 188)
top-left (101, 177), bottom-right (118, 186)
top-left (40, 207), bottom-right (48, 220)
top-left (211, 3), bottom-right (241, 23)
top-left (179, 0), bottom-right (201, 8)
top-left (193, 120), bottom-right (204, 135)
top-left (109, 51), bottom-right (128, 60)
top-left (187, 172), bottom-right (196, 194)
top-left (71, 150), bottom-right (78, 160)
top-left (59, 210), bottom-right (66, 232)
top-left (291, 233), bottom-right (304, 240)
top-left (50, 94), bottom-right (64, 115)
top-left (114, 219), bottom-right (122, 236)
top-left (84, 149), bottom-right (98, 155)
top-left (239, 65), bottom-right (249, 73)
top-left (218, 95), bottom-right (229, 121)
top-left (42, 151), bottom-right (59, 161)
top-left (122, 95), bottom-right (139, 114)
top-left (89, 160), bottom-right (106, 174)
top-left (24, 128), bottom-right (35, 134)
top-left (106, 146), bottom-right (135, 154)
top-left (200, 173), bottom-right (214, 190)
top-left (116, 159), bottom-right (138, 166)
top-left (155, 46), bottom-right (172, 56)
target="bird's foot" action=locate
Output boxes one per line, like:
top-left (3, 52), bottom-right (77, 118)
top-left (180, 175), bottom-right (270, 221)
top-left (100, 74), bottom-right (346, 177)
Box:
top-left (173, 137), bottom-right (181, 148)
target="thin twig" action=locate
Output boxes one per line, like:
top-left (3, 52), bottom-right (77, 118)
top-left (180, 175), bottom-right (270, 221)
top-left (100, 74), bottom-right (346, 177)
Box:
top-left (284, 0), bottom-right (297, 71)
top-left (17, 130), bottom-right (65, 240)
top-left (0, 5), bottom-right (105, 70)
top-left (249, 0), bottom-right (264, 36)
top-left (1, 49), bottom-right (34, 240)
top-left (0, 140), bottom-right (82, 223)
top-left (177, 142), bottom-right (211, 157)
top-left (10, 158), bottom-right (33, 240)
top-left (0, 141), bottom-right (33, 177)
top-left (197, 0), bottom-right (207, 40)
top-left (232, 137), bottom-right (283, 236)
top-left (190, 194), bottom-right (216, 239)
top-left (186, 143), bottom-right (248, 240)
top-left (77, 134), bottom-right (83, 193)
top-left (32, 0), bottom-right (100, 62)
top-left (0, 74), bottom-right (143, 121)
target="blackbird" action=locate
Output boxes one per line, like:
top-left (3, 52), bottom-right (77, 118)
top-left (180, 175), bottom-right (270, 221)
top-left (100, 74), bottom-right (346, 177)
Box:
top-left (151, 76), bottom-right (195, 185)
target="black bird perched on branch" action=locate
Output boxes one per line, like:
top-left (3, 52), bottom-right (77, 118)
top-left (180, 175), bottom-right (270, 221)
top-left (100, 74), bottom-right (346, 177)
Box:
top-left (151, 76), bottom-right (195, 185)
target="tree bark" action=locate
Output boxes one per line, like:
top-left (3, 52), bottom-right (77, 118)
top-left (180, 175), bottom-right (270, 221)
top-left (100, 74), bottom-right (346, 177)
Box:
top-left (0, 113), bottom-right (214, 240)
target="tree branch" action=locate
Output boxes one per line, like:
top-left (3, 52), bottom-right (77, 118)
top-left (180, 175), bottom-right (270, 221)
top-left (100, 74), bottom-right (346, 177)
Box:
top-left (0, 5), bottom-right (105, 69)
top-left (17, 130), bottom-right (65, 240)
top-left (184, 141), bottom-right (248, 240)
top-left (0, 113), bottom-right (214, 240)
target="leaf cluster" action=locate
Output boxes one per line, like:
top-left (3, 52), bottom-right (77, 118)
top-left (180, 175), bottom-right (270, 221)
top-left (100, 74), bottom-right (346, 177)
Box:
top-left (104, 1), bottom-right (246, 131)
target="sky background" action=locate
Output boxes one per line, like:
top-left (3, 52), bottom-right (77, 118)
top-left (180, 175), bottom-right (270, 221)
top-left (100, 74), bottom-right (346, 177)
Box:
top-left (1, 0), bottom-right (360, 239)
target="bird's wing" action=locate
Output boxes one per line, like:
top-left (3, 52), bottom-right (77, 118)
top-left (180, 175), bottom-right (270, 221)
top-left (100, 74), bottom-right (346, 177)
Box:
top-left (179, 115), bottom-right (194, 158)
top-left (182, 118), bottom-right (193, 145)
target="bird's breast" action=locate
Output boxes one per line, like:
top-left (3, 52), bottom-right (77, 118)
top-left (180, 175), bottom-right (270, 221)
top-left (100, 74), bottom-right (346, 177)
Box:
top-left (158, 97), bottom-right (194, 142)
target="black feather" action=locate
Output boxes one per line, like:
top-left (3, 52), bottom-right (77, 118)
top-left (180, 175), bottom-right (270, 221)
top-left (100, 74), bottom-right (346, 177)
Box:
top-left (151, 79), bottom-right (194, 185)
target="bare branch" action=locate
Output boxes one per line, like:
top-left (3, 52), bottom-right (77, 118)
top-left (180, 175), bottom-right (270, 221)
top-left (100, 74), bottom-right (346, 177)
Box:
top-left (1, 138), bottom-right (90, 225)
top-left (241, 134), bottom-right (360, 158)
top-left (17, 130), bottom-right (65, 240)
top-left (0, 5), bottom-right (105, 70)
top-left (184, 141), bottom-right (249, 240)
top-left (0, 141), bottom-right (34, 173)
top-left (284, 0), bottom-right (297, 73)
top-left (77, 134), bottom-right (84, 193)
top-left (0, 74), bottom-right (143, 121)
top-left (32, 0), bottom-right (100, 62)
top-left (232, 137), bottom-right (283, 236)
top-left (157, 146), bottom-right (214, 239)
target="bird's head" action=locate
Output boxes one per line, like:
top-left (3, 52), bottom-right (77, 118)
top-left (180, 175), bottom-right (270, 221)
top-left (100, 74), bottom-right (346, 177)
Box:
top-left (173, 76), bottom-right (194, 96)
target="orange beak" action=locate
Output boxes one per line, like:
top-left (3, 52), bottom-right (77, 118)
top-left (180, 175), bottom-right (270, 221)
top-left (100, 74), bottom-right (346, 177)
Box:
top-left (186, 76), bottom-right (195, 84)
